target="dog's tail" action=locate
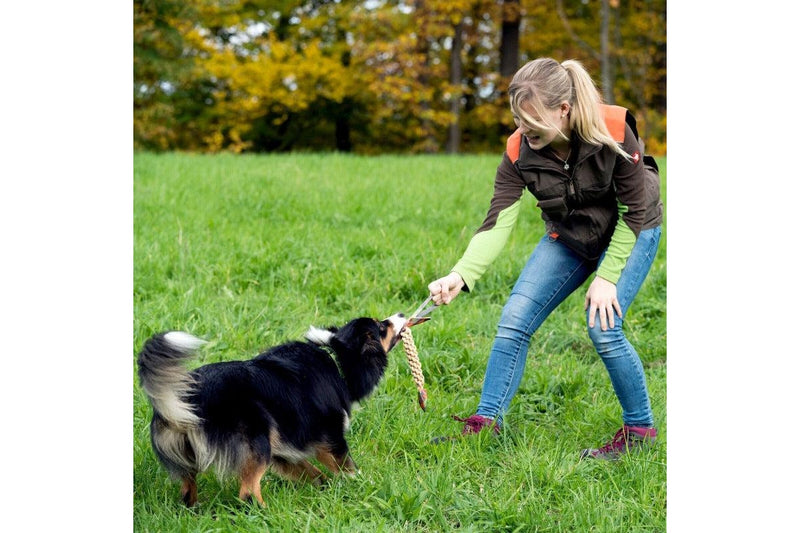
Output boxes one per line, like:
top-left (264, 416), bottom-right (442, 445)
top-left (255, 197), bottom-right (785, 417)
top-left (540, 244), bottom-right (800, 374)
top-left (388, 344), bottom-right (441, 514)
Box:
top-left (137, 331), bottom-right (206, 430)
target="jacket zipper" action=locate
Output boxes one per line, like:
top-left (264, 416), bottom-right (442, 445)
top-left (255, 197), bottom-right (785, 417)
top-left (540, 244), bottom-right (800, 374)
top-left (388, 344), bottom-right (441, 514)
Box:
top-left (517, 143), bottom-right (603, 212)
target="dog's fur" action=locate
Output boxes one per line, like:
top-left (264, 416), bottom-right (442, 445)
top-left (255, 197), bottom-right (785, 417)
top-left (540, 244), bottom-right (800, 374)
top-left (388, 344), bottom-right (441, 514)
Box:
top-left (137, 314), bottom-right (406, 507)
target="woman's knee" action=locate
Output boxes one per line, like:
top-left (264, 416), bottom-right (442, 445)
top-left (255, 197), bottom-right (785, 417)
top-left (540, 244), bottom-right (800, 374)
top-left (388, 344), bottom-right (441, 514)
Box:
top-left (586, 317), bottom-right (625, 351)
top-left (499, 292), bottom-right (534, 327)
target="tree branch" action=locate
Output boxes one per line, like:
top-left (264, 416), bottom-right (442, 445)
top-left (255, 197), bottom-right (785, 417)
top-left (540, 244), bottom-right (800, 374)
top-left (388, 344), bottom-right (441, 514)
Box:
top-left (555, 0), bottom-right (600, 61)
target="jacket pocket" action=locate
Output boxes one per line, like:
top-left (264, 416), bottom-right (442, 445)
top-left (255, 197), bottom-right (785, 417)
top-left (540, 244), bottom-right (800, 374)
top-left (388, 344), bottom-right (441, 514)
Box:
top-left (536, 197), bottom-right (569, 221)
top-left (554, 205), bottom-right (617, 260)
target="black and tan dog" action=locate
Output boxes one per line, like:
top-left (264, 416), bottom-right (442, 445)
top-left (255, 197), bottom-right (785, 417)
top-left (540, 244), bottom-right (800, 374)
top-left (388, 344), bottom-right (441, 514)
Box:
top-left (137, 314), bottom-right (406, 507)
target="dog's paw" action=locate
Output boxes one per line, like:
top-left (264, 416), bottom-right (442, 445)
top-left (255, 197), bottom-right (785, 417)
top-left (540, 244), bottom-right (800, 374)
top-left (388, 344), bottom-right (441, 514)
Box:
top-left (343, 469), bottom-right (361, 479)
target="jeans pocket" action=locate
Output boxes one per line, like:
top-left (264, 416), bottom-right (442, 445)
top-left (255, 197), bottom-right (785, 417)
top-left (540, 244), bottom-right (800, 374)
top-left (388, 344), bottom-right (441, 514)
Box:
top-left (645, 226), bottom-right (662, 259)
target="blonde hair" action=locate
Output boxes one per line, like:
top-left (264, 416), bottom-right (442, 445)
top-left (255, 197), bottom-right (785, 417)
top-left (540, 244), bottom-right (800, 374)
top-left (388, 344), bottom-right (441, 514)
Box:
top-left (508, 58), bottom-right (629, 159)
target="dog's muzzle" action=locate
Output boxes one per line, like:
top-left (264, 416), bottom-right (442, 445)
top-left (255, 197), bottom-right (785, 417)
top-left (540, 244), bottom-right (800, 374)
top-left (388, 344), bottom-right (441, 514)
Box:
top-left (386, 313), bottom-right (408, 349)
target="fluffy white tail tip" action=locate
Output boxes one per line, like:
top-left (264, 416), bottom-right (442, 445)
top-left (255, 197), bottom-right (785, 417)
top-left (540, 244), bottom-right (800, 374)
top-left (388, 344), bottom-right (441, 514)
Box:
top-left (164, 331), bottom-right (207, 352)
top-left (305, 326), bottom-right (334, 345)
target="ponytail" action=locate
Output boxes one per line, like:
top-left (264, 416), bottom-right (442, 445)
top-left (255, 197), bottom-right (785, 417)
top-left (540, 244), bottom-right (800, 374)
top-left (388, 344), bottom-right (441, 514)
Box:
top-left (561, 60), bottom-right (629, 159)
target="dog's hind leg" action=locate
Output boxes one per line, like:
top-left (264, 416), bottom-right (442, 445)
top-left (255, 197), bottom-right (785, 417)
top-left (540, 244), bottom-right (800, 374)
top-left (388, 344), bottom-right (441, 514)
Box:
top-left (238, 455), bottom-right (269, 507)
top-left (180, 475), bottom-right (198, 507)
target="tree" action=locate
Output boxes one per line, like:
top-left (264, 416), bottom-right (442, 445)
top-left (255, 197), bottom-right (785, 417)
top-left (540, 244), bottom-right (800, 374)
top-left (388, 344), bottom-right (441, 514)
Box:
top-left (133, 0), bottom-right (198, 150)
top-left (535, 0), bottom-right (666, 149)
top-left (133, 0), bottom-right (667, 154)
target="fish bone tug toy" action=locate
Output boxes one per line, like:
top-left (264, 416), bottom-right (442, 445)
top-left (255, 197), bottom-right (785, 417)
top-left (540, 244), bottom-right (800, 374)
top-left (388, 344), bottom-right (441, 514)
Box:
top-left (400, 296), bottom-right (438, 411)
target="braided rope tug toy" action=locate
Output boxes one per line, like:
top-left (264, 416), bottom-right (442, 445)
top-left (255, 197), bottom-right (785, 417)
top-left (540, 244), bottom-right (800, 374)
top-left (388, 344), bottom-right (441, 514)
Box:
top-left (400, 327), bottom-right (427, 410)
top-left (399, 295), bottom-right (438, 411)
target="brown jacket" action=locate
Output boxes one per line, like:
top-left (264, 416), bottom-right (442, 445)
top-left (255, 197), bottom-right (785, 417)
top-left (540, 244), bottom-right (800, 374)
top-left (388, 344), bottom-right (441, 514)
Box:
top-left (494, 105), bottom-right (662, 260)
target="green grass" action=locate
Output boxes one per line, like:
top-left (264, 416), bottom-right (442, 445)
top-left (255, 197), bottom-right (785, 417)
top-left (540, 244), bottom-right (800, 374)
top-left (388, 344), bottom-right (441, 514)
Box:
top-left (134, 152), bottom-right (666, 532)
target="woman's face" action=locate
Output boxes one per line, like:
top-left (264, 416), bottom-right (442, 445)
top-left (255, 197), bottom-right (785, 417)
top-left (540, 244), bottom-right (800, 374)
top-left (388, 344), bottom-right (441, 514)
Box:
top-left (512, 101), bottom-right (568, 150)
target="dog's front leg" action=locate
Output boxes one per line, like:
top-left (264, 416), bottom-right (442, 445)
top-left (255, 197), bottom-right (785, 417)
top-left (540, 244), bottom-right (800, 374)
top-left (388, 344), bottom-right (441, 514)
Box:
top-left (270, 457), bottom-right (327, 486)
top-left (316, 446), bottom-right (359, 477)
top-left (297, 459), bottom-right (328, 485)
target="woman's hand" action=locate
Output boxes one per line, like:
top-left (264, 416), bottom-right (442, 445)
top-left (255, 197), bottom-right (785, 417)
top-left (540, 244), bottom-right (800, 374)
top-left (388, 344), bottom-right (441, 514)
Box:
top-left (584, 276), bottom-right (622, 331)
top-left (428, 272), bottom-right (465, 305)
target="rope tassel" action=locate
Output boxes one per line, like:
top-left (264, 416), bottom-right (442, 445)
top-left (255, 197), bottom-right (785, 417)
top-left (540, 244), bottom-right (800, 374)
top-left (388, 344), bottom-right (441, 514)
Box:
top-left (400, 327), bottom-right (427, 410)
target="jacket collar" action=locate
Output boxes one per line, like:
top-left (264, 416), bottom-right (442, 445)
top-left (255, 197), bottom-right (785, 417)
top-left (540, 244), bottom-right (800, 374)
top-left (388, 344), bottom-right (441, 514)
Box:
top-left (517, 133), bottom-right (603, 171)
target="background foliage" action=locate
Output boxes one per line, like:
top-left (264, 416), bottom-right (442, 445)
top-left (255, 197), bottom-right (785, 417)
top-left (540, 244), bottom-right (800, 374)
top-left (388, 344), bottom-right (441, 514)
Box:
top-left (134, 0), bottom-right (666, 155)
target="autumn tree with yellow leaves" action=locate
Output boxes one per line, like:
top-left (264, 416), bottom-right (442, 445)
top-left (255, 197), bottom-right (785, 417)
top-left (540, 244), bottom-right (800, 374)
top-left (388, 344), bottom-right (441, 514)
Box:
top-left (134, 0), bottom-right (666, 155)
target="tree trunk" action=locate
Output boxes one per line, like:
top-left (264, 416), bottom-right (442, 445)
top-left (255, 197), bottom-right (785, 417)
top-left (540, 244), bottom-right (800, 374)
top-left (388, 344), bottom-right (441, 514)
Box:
top-left (500, 0), bottom-right (520, 78)
top-left (335, 101), bottom-right (352, 152)
top-left (336, 47), bottom-right (353, 152)
top-left (446, 21), bottom-right (464, 154)
top-left (413, 0), bottom-right (437, 152)
top-left (600, 0), bottom-right (614, 103)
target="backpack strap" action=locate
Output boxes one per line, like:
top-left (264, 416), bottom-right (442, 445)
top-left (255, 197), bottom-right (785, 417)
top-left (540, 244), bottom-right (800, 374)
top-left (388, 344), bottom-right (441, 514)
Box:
top-left (506, 128), bottom-right (523, 164)
top-left (600, 104), bottom-right (628, 142)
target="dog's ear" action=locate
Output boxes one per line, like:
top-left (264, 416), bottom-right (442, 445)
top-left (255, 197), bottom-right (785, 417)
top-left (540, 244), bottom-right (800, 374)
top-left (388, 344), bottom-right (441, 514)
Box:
top-left (360, 331), bottom-right (386, 357)
top-left (305, 326), bottom-right (337, 346)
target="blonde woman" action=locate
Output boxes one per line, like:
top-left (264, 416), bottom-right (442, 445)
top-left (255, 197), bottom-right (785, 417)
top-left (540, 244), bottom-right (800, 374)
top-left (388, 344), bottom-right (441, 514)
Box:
top-left (428, 58), bottom-right (663, 460)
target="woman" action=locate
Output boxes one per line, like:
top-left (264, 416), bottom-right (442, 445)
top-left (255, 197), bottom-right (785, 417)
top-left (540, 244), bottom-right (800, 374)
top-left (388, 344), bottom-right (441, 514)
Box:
top-left (428, 58), bottom-right (663, 460)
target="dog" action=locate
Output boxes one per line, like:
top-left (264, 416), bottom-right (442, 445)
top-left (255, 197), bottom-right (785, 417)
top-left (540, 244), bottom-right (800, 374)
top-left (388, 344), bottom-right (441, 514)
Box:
top-left (137, 313), bottom-right (407, 507)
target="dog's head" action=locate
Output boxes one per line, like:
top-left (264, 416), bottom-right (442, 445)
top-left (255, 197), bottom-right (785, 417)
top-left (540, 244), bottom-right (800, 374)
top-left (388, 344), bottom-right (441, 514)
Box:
top-left (305, 313), bottom-right (406, 402)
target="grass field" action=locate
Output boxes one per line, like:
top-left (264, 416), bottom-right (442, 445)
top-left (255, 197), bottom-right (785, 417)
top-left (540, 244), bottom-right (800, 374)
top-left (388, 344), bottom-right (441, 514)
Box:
top-left (134, 152), bottom-right (666, 532)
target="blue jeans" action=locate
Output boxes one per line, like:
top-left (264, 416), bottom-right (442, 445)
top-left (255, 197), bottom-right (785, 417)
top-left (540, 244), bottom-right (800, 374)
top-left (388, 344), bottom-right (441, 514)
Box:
top-left (475, 227), bottom-right (661, 428)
